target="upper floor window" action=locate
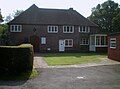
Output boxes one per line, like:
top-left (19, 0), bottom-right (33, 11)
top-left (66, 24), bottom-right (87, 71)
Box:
top-left (47, 26), bottom-right (58, 33)
top-left (79, 26), bottom-right (90, 33)
top-left (110, 38), bottom-right (116, 49)
top-left (63, 26), bottom-right (74, 33)
top-left (10, 25), bottom-right (22, 32)
top-left (80, 38), bottom-right (89, 45)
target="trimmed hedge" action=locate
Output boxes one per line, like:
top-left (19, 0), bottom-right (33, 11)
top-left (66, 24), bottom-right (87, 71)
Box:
top-left (0, 44), bottom-right (34, 75)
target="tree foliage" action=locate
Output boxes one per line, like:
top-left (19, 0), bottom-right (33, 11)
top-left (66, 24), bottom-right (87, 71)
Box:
top-left (0, 24), bottom-right (8, 45)
top-left (112, 13), bottom-right (120, 33)
top-left (5, 14), bottom-right (13, 23)
top-left (0, 9), bottom-right (3, 23)
top-left (88, 0), bottom-right (120, 33)
top-left (5, 10), bottom-right (23, 23)
top-left (13, 10), bottom-right (24, 18)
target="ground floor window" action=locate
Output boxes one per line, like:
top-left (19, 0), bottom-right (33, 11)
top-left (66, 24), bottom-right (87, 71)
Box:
top-left (96, 36), bottom-right (107, 46)
top-left (80, 38), bottom-right (89, 45)
top-left (110, 38), bottom-right (116, 49)
top-left (65, 39), bottom-right (73, 47)
top-left (41, 37), bottom-right (46, 44)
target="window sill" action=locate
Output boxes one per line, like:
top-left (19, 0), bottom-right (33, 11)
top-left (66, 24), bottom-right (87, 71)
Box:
top-left (80, 44), bottom-right (89, 45)
top-left (10, 31), bottom-right (22, 32)
top-left (95, 45), bottom-right (108, 47)
top-left (63, 32), bottom-right (74, 33)
top-left (110, 47), bottom-right (116, 49)
top-left (65, 46), bottom-right (73, 47)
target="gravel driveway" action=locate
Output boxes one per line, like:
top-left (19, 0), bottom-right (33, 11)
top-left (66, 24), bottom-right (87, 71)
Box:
top-left (0, 64), bottom-right (120, 89)
top-left (0, 55), bottom-right (120, 89)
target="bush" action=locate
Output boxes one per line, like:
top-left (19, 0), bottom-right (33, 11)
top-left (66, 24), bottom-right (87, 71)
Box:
top-left (0, 44), bottom-right (34, 76)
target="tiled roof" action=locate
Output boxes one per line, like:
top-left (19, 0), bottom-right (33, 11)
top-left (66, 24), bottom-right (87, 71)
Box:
top-left (8, 4), bottom-right (98, 26)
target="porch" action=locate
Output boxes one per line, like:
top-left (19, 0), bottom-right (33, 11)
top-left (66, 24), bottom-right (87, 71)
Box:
top-left (89, 34), bottom-right (107, 52)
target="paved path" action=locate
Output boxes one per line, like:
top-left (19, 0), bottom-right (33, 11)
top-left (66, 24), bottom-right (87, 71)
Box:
top-left (33, 55), bottom-right (120, 68)
top-left (0, 64), bottom-right (120, 89)
top-left (34, 56), bottom-right (48, 68)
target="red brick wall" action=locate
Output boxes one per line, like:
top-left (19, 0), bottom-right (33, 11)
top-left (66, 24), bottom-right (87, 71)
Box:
top-left (96, 47), bottom-right (107, 53)
top-left (108, 35), bottom-right (120, 61)
top-left (9, 24), bottom-right (99, 52)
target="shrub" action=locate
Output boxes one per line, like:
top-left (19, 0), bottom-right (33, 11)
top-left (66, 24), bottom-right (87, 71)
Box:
top-left (0, 44), bottom-right (34, 76)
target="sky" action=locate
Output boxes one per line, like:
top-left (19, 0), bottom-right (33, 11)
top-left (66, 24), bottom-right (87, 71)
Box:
top-left (0, 0), bottom-right (120, 18)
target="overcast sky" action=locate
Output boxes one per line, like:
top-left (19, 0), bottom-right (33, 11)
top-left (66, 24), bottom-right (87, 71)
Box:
top-left (0, 0), bottom-right (120, 18)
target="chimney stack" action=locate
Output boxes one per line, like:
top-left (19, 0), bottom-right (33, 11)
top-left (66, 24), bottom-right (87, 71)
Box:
top-left (69, 8), bottom-right (73, 10)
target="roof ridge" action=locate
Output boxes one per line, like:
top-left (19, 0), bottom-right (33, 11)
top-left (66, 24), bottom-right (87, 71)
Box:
top-left (38, 8), bottom-right (73, 11)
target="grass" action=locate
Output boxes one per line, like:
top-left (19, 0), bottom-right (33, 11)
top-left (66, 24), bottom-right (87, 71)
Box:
top-left (0, 69), bottom-right (38, 80)
top-left (41, 53), bottom-right (107, 66)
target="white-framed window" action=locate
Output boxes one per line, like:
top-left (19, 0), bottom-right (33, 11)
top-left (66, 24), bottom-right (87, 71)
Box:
top-left (41, 37), bottom-right (46, 44)
top-left (65, 39), bottom-right (73, 47)
top-left (96, 36), bottom-right (107, 46)
top-left (79, 26), bottom-right (90, 33)
top-left (110, 38), bottom-right (116, 49)
top-left (80, 38), bottom-right (89, 45)
top-left (10, 25), bottom-right (22, 32)
top-left (47, 26), bottom-right (58, 33)
top-left (63, 26), bottom-right (74, 33)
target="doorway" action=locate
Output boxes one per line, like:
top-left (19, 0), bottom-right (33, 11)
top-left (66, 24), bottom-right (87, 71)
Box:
top-left (59, 40), bottom-right (65, 52)
top-left (30, 35), bottom-right (39, 52)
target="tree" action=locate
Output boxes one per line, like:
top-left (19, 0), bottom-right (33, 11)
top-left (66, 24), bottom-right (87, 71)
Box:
top-left (0, 24), bottom-right (8, 45)
top-left (4, 10), bottom-right (23, 23)
top-left (5, 14), bottom-right (13, 23)
top-left (0, 9), bottom-right (3, 23)
top-left (88, 0), bottom-right (120, 33)
top-left (112, 13), bottom-right (120, 33)
top-left (13, 10), bottom-right (24, 18)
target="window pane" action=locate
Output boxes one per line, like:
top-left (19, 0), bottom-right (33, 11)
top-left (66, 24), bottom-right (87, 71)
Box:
top-left (55, 26), bottom-right (57, 32)
top-left (65, 40), bottom-right (68, 46)
top-left (49, 26), bottom-right (51, 31)
top-left (70, 29), bottom-right (72, 32)
top-left (83, 39), bottom-right (86, 44)
top-left (110, 38), bottom-right (116, 48)
top-left (41, 37), bottom-right (46, 44)
top-left (67, 27), bottom-right (69, 32)
top-left (64, 26), bottom-right (66, 32)
top-left (69, 40), bottom-right (72, 46)
top-left (86, 39), bottom-right (89, 44)
top-left (15, 26), bottom-right (17, 31)
top-left (105, 37), bottom-right (107, 45)
top-left (11, 26), bottom-right (14, 31)
top-left (18, 26), bottom-right (21, 31)
top-left (101, 36), bottom-right (104, 45)
top-left (80, 26), bottom-right (82, 32)
top-left (88, 27), bottom-right (90, 32)
top-left (83, 26), bottom-right (85, 32)
top-left (96, 36), bottom-right (100, 45)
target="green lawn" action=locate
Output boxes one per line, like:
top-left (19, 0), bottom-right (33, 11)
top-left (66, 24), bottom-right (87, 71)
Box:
top-left (41, 53), bottom-right (107, 66)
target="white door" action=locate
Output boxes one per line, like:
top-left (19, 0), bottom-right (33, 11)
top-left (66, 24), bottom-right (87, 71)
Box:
top-left (59, 40), bottom-right (65, 52)
top-left (89, 36), bottom-right (96, 52)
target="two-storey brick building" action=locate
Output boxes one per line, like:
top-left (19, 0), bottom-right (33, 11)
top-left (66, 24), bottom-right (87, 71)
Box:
top-left (8, 4), bottom-right (107, 52)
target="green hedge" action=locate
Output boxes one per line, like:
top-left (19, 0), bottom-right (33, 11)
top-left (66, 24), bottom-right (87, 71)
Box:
top-left (0, 44), bottom-right (34, 75)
